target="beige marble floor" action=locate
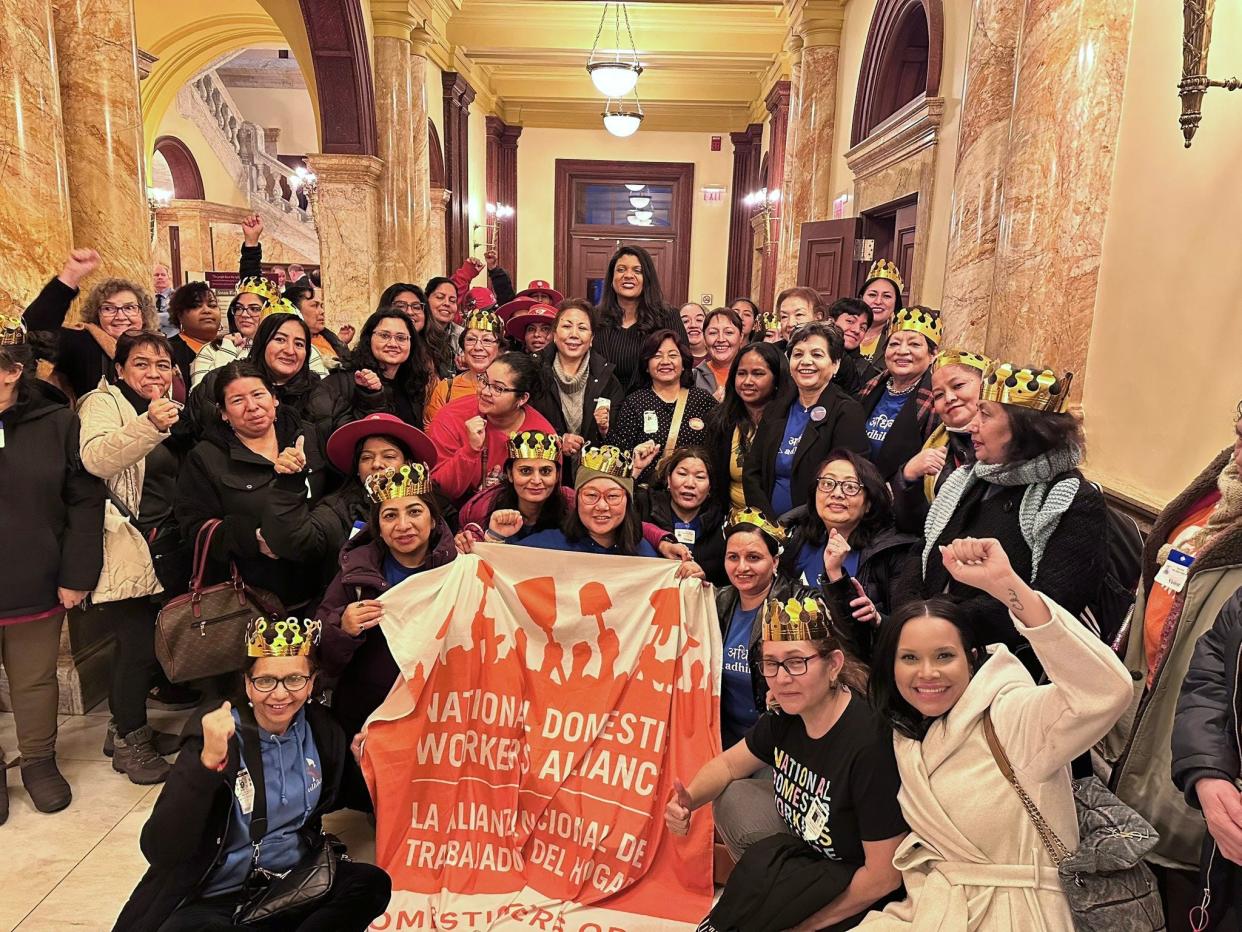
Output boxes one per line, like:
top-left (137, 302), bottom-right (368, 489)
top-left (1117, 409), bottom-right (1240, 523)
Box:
top-left (0, 709), bottom-right (375, 932)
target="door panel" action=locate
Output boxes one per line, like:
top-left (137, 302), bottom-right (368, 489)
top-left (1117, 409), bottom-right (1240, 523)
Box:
top-left (894, 202), bottom-right (918, 303)
top-left (797, 218), bottom-right (862, 304)
top-left (570, 236), bottom-right (675, 306)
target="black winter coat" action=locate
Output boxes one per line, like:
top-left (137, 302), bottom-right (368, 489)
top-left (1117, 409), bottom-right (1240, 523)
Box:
top-left (315, 522), bottom-right (457, 738)
top-left (262, 475), bottom-right (368, 585)
top-left (743, 383), bottom-right (869, 521)
top-left (22, 276), bottom-right (112, 400)
top-left (304, 369), bottom-right (387, 462)
top-left (111, 701), bottom-right (364, 932)
top-left (896, 468), bottom-right (1106, 675)
top-left (636, 488), bottom-right (728, 587)
top-left (185, 364), bottom-right (320, 441)
top-left (533, 350), bottom-right (625, 446)
top-left (1172, 587), bottom-right (1242, 926)
top-left (859, 369), bottom-right (938, 480)
top-left (0, 380), bottom-right (105, 619)
top-left (174, 409), bottom-right (328, 611)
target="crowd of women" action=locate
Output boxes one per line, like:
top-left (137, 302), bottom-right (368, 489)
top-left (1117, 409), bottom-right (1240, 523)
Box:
top-left (2, 214), bottom-right (1241, 932)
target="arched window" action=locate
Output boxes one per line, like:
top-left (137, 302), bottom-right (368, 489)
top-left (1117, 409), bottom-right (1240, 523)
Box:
top-left (153, 135), bottom-right (205, 199)
top-left (851, 0), bottom-right (943, 146)
top-left (428, 117), bottom-right (446, 189)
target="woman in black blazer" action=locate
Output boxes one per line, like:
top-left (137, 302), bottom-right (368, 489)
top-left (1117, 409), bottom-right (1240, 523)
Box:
top-left (743, 322), bottom-right (868, 521)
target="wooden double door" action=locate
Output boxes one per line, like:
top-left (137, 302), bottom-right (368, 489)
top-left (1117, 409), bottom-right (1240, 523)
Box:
top-left (797, 197), bottom-right (917, 305)
top-left (569, 236), bottom-right (678, 306)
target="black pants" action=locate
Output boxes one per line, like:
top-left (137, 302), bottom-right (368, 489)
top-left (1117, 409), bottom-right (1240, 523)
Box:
top-left (157, 860), bottom-right (391, 931)
top-left (109, 596), bottom-right (161, 735)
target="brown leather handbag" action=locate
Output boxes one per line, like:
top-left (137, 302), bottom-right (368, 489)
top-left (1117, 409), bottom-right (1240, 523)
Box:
top-left (154, 519), bottom-right (282, 683)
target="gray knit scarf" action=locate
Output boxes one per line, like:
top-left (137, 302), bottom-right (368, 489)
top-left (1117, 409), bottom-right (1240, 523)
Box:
top-left (553, 353), bottom-right (591, 434)
top-left (921, 444), bottom-right (1083, 578)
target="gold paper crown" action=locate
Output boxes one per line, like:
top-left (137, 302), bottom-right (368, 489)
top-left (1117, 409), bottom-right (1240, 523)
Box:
top-left (761, 596), bottom-right (832, 642)
top-left (508, 430), bottom-right (560, 462)
top-left (980, 361), bottom-right (1073, 414)
top-left (932, 347), bottom-right (992, 375)
top-left (893, 306), bottom-right (942, 346)
top-left (246, 616), bottom-right (321, 658)
top-left (759, 311), bottom-right (780, 334)
top-left (865, 258), bottom-right (905, 291)
top-left (579, 444), bottom-right (632, 479)
top-left (365, 463), bottom-right (434, 502)
top-left (237, 276), bottom-right (278, 304)
top-left (725, 506), bottom-right (787, 544)
top-left (0, 313), bottom-right (27, 347)
top-left (260, 297), bottom-right (302, 322)
top-left (463, 310), bottom-right (503, 334)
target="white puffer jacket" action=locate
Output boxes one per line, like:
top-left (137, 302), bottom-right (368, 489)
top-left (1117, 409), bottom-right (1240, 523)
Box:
top-left (78, 384), bottom-right (168, 603)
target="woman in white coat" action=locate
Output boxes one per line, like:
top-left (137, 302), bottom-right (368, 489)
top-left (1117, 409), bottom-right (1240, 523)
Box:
top-left (858, 537), bottom-right (1133, 931)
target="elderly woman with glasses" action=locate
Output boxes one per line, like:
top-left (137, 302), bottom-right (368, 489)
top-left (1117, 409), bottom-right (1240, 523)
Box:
top-left (422, 310), bottom-right (504, 426)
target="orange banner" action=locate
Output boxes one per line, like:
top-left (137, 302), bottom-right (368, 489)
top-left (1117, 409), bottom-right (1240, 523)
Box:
top-left (361, 544), bottom-right (720, 932)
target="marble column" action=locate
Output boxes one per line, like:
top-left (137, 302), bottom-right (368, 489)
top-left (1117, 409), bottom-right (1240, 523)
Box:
top-left (775, 1), bottom-right (842, 293)
top-left (759, 79), bottom-right (791, 311)
top-left (307, 153), bottom-right (383, 329)
top-left (985, 0), bottom-right (1135, 382)
top-left (941, 0), bottom-right (1022, 350)
top-left (428, 186), bottom-right (449, 278)
top-left (0, 0), bottom-right (73, 306)
top-left (408, 27), bottom-right (434, 286)
top-left (52, 0), bottom-right (151, 291)
top-left (373, 9), bottom-right (421, 287)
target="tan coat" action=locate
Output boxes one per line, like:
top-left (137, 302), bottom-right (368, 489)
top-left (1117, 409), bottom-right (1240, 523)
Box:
top-left (78, 384), bottom-right (168, 603)
top-left (857, 596), bottom-right (1133, 932)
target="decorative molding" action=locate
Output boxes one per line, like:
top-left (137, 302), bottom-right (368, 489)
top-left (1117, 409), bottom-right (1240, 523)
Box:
top-left (851, 0), bottom-right (944, 147)
top-left (298, 0), bottom-right (378, 156)
top-left (153, 135), bottom-right (205, 200)
top-left (486, 116), bottom-right (522, 278)
top-left (844, 94), bottom-right (943, 181)
top-left (442, 71), bottom-right (476, 273)
top-left (137, 48), bottom-right (158, 81)
top-left (726, 123), bottom-right (764, 301)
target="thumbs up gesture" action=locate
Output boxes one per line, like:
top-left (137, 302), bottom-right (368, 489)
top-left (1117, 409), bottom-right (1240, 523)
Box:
top-left (274, 434), bottom-right (308, 475)
top-left (665, 779), bottom-right (694, 835)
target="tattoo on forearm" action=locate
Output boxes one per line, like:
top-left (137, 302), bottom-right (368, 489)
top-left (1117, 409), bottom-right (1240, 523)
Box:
top-left (1006, 587), bottom-right (1025, 613)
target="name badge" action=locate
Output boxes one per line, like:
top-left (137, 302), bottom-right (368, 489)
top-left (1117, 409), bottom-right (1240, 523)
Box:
top-left (234, 767), bottom-right (256, 815)
top-left (802, 799), bottom-right (828, 843)
top-left (642, 410), bottom-right (659, 434)
top-left (674, 527), bottom-right (697, 545)
top-left (1155, 548), bottom-right (1195, 594)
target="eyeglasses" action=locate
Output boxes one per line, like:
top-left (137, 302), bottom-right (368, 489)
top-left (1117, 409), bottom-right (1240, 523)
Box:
top-left (759, 655), bottom-right (821, 678)
top-left (100, 303), bottom-right (141, 318)
top-left (464, 334), bottom-right (499, 348)
top-left (391, 301), bottom-right (423, 313)
top-left (815, 477), bottom-right (863, 497)
top-left (373, 331), bottom-right (410, 346)
top-left (579, 488), bottom-right (627, 507)
top-left (478, 373), bottom-right (517, 394)
top-left (234, 305), bottom-right (264, 317)
top-left (247, 673), bottom-right (311, 693)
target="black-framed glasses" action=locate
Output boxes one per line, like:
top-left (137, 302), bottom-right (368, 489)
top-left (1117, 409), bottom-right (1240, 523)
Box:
top-left (100, 303), bottom-right (141, 317)
top-left (478, 373), bottom-right (517, 394)
top-left (815, 477), bottom-right (863, 497)
top-left (391, 300), bottom-right (423, 313)
top-left (759, 655), bottom-right (821, 678)
top-left (247, 673), bottom-right (311, 693)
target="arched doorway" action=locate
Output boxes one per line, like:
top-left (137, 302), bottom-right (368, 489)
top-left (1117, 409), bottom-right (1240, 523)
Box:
top-left (851, 0), bottom-right (942, 146)
top-left (153, 135), bottom-right (205, 199)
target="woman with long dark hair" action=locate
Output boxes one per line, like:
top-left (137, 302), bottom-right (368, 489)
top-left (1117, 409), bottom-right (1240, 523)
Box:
top-left (706, 342), bottom-right (789, 510)
top-left (456, 430), bottom-right (567, 545)
top-left (861, 539), bottom-right (1133, 932)
top-left (857, 259), bottom-right (904, 379)
top-left (728, 297), bottom-right (761, 341)
top-left (591, 245), bottom-right (686, 389)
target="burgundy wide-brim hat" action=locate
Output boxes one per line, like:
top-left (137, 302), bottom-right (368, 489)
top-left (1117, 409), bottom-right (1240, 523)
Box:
top-left (497, 296), bottom-right (538, 323)
top-left (466, 286), bottom-right (498, 312)
top-left (504, 303), bottom-right (559, 340)
top-left (515, 280), bottom-right (564, 305)
top-left (326, 413), bottom-right (438, 475)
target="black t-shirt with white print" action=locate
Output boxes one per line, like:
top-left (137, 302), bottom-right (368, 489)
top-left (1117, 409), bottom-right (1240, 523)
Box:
top-left (745, 692), bottom-right (906, 866)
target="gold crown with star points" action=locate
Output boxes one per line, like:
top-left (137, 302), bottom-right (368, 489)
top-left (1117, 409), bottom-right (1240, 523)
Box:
top-left (0, 313), bottom-right (27, 347)
top-left (508, 430), bottom-right (560, 462)
top-left (725, 506), bottom-right (787, 545)
top-left (758, 311), bottom-right (780, 334)
top-left (463, 310), bottom-right (503, 334)
top-left (260, 297), bottom-right (302, 322)
top-left (237, 276), bottom-right (278, 304)
top-left (865, 258), bottom-right (904, 291)
top-left (980, 361), bottom-right (1073, 413)
top-left (364, 463), bottom-right (433, 502)
top-left (893, 306), bottom-right (942, 346)
top-left (246, 616), bottom-right (321, 658)
top-left (932, 347), bottom-right (992, 375)
top-left (578, 444), bottom-right (632, 479)
top-left (762, 596), bottom-right (832, 642)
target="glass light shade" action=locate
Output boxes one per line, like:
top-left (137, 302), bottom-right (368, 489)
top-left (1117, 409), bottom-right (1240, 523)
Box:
top-left (633, 209), bottom-right (653, 222)
top-left (628, 194), bottom-right (652, 209)
top-left (627, 213), bottom-right (653, 226)
top-left (588, 62), bottom-right (641, 98)
top-left (625, 183), bottom-right (647, 192)
top-left (603, 111), bottom-right (643, 138)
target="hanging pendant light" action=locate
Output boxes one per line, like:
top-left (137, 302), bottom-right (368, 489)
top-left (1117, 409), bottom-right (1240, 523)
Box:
top-left (625, 183), bottom-right (646, 192)
top-left (628, 193), bottom-right (652, 209)
top-left (587, 3), bottom-right (643, 98)
top-left (603, 93), bottom-right (644, 138)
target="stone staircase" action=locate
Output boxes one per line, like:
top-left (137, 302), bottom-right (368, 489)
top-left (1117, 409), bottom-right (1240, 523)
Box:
top-left (176, 69), bottom-right (320, 260)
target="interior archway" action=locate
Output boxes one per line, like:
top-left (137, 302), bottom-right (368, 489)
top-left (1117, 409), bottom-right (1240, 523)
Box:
top-left (153, 135), bottom-right (206, 199)
top-left (851, 0), bottom-right (943, 146)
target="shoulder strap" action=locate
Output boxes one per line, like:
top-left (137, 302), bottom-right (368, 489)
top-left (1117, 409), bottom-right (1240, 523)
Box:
top-left (982, 709), bottom-right (1071, 864)
top-left (663, 388), bottom-right (690, 459)
top-left (237, 717), bottom-right (269, 845)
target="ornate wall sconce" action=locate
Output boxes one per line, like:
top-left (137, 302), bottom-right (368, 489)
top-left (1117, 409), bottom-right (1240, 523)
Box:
top-left (1180, 0), bottom-right (1242, 147)
top-left (146, 186), bottom-right (171, 244)
top-left (744, 187), bottom-right (781, 251)
top-left (474, 202), bottom-right (514, 251)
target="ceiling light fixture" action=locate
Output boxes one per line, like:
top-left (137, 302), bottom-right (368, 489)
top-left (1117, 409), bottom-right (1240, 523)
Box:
top-left (625, 184), bottom-right (646, 192)
top-left (628, 194), bottom-right (652, 209)
top-left (603, 94), bottom-right (644, 138)
top-left (587, 3), bottom-right (643, 98)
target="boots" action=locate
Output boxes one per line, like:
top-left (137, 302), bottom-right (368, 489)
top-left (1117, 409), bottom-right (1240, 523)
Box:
top-left (112, 726), bottom-right (171, 785)
top-left (20, 756), bottom-right (72, 812)
top-left (103, 720), bottom-right (181, 758)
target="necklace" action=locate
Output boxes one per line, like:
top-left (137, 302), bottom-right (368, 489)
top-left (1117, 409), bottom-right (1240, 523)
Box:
top-left (886, 377), bottom-right (919, 397)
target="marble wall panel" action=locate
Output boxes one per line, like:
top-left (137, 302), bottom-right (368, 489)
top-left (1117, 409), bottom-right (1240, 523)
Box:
top-left (375, 34), bottom-right (418, 286)
top-left (0, 0), bottom-right (73, 306)
top-left (307, 153), bottom-right (382, 329)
